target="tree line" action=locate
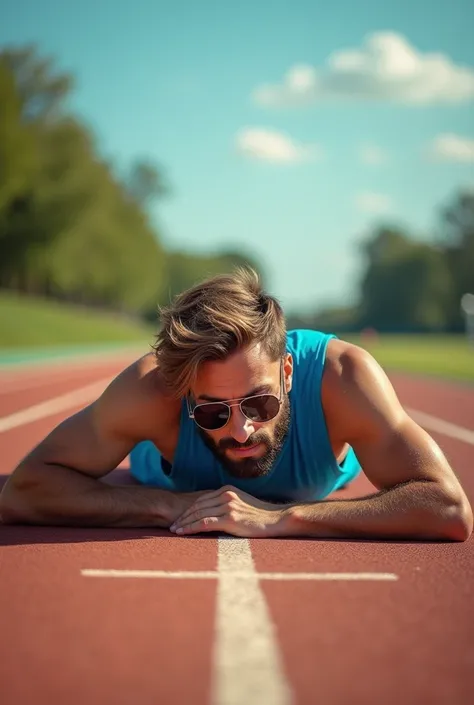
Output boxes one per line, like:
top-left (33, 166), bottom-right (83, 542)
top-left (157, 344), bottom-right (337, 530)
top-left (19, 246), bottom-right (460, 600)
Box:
top-left (288, 190), bottom-right (474, 334)
top-left (2, 45), bottom-right (472, 334)
top-left (0, 45), bottom-right (261, 321)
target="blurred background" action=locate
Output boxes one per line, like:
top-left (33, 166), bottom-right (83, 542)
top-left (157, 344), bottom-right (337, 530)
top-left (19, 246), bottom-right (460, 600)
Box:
top-left (1, 0), bottom-right (473, 379)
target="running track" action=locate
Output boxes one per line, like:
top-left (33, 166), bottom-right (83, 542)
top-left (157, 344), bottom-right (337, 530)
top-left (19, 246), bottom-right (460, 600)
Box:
top-left (1, 352), bottom-right (473, 705)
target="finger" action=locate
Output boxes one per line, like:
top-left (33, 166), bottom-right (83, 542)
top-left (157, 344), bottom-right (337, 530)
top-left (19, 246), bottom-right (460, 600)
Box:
top-left (181, 486), bottom-right (239, 517)
top-left (176, 496), bottom-right (228, 525)
top-left (191, 485), bottom-right (238, 505)
top-left (173, 515), bottom-right (222, 535)
top-left (171, 505), bottom-right (226, 532)
top-left (172, 486), bottom-right (240, 529)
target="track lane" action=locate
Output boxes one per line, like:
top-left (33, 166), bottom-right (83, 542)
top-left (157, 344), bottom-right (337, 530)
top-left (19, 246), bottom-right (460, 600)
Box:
top-left (1, 359), bottom-right (473, 705)
top-left (0, 545), bottom-right (216, 705)
top-left (390, 371), bottom-right (474, 429)
top-left (261, 565), bottom-right (472, 705)
top-left (250, 424), bottom-right (474, 705)
top-left (0, 352), bottom-right (142, 416)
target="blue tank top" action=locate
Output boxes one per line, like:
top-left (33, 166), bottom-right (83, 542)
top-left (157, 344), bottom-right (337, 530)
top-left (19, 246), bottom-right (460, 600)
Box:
top-left (130, 329), bottom-right (361, 501)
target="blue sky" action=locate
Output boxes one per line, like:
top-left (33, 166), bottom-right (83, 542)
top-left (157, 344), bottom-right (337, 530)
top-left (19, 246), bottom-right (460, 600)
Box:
top-left (2, 0), bottom-right (474, 314)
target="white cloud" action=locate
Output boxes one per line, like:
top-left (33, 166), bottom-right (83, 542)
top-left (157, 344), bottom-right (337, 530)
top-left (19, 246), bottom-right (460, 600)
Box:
top-left (355, 192), bottom-right (393, 214)
top-left (253, 32), bottom-right (474, 107)
top-left (358, 143), bottom-right (388, 165)
top-left (235, 127), bottom-right (322, 163)
top-left (428, 134), bottom-right (474, 162)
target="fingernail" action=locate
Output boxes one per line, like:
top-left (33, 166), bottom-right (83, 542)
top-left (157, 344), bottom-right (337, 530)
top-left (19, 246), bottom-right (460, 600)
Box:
top-left (176, 528), bottom-right (184, 534)
top-left (170, 524), bottom-right (176, 532)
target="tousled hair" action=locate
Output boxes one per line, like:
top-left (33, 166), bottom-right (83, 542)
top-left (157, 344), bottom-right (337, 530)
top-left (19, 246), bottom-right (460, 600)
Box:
top-left (152, 267), bottom-right (286, 397)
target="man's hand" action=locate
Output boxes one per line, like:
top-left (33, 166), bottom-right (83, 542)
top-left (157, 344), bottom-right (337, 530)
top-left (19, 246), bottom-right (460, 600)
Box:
top-left (165, 490), bottom-right (212, 525)
top-left (169, 485), bottom-right (285, 537)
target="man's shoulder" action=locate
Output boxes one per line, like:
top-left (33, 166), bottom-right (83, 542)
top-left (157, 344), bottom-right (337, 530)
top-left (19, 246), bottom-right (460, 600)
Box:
top-left (321, 338), bottom-right (389, 428)
top-left (287, 328), bottom-right (334, 343)
top-left (97, 352), bottom-right (182, 440)
top-left (286, 328), bottom-right (336, 359)
top-left (122, 352), bottom-right (182, 407)
top-left (323, 337), bottom-right (373, 386)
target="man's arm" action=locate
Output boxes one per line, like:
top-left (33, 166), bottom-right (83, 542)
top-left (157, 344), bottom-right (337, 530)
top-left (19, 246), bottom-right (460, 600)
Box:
top-left (0, 357), bottom-right (202, 528)
top-left (281, 342), bottom-right (473, 541)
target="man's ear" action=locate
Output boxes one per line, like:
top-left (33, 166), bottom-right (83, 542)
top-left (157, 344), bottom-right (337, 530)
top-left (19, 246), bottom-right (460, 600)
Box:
top-left (284, 353), bottom-right (293, 393)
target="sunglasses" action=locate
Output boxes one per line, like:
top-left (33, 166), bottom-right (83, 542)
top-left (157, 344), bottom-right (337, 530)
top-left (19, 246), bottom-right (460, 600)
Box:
top-left (187, 360), bottom-right (285, 431)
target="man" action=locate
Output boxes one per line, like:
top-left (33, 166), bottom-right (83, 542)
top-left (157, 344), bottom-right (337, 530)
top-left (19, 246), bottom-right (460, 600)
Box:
top-left (1, 268), bottom-right (472, 540)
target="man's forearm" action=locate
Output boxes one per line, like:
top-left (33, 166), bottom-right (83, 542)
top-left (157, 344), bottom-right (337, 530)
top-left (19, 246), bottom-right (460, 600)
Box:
top-left (280, 480), bottom-right (471, 541)
top-left (0, 463), bottom-right (195, 528)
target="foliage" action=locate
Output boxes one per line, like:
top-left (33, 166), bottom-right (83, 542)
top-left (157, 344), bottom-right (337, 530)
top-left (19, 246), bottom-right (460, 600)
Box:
top-left (289, 195), bottom-right (474, 334)
top-left (357, 228), bottom-right (453, 332)
top-left (2, 45), bottom-right (471, 335)
top-left (439, 190), bottom-right (474, 330)
top-left (0, 45), bottom-right (261, 321)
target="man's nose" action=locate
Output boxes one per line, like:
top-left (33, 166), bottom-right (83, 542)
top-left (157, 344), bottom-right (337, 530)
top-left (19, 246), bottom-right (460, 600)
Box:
top-left (227, 406), bottom-right (255, 444)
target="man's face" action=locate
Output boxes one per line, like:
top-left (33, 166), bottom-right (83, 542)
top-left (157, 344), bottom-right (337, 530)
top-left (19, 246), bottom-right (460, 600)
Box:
top-left (189, 344), bottom-right (293, 479)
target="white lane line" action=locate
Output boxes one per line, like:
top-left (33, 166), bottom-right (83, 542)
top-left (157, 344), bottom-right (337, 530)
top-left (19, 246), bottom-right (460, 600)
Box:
top-left (407, 408), bottom-right (474, 446)
top-left (0, 377), bottom-right (112, 433)
top-left (212, 537), bottom-right (292, 705)
top-left (81, 541), bottom-right (399, 705)
top-left (0, 346), bottom-right (143, 373)
top-left (0, 352), bottom-right (138, 394)
top-left (0, 369), bottom-right (108, 395)
top-left (81, 569), bottom-right (398, 581)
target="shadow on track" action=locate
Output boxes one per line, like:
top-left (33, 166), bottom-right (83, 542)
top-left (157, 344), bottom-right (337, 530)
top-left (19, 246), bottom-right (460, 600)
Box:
top-left (0, 472), bottom-right (452, 546)
top-left (0, 468), bottom-right (216, 546)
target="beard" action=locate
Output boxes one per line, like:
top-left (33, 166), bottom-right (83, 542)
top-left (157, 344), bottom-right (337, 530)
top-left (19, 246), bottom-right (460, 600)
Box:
top-left (197, 394), bottom-right (291, 479)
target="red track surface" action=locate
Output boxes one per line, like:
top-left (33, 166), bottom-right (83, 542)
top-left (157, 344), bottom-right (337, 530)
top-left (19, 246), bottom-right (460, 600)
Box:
top-left (1, 354), bottom-right (473, 705)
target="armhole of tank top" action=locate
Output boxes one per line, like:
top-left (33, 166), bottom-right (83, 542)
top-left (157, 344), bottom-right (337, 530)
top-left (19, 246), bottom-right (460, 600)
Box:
top-left (314, 334), bottom-right (345, 473)
top-left (153, 399), bottom-right (189, 483)
top-left (164, 399), bottom-right (201, 487)
top-left (171, 400), bottom-right (190, 468)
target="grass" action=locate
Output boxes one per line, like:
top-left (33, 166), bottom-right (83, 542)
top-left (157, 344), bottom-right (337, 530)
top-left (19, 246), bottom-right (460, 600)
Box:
top-left (346, 333), bottom-right (474, 383)
top-left (0, 291), bottom-right (155, 354)
top-left (0, 292), bottom-right (472, 381)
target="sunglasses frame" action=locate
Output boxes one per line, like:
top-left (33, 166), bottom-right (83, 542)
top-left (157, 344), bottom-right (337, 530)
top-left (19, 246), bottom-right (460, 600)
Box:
top-left (187, 359), bottom-right (285, 431)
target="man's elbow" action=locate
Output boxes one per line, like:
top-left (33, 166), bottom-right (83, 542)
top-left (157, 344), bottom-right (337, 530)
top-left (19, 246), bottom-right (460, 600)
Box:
top-left (442, 495), bottom-right (473, 542)
top-left (0, 465), bottom-right (41, 525)
top-left (0, 486), bottom-right (27, 525)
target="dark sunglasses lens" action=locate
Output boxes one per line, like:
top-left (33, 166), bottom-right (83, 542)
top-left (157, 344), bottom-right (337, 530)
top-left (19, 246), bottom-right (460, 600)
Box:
top-left (194, 403), bottom-right (230, 430)
top-left (241, 395), bottom-right (280, 422)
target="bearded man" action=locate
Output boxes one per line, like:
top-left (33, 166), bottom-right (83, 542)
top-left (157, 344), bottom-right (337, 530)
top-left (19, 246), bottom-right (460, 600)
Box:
top-left (1, 268), bottom-right (471, 541)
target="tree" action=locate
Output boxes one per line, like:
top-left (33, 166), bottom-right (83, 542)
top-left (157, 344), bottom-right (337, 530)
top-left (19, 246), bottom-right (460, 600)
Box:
top-left (0, 43), bottom-right (265, 321)
top-left (155, 249), bottom-right (265, 311)
top-left (0, 44), bottom-right (73, 123)
top-left (439, 190), bottom-right (474, 330)
top-left (358, 227), bottom-right (452, 332)
top-left (0, 59), bottom-right (41, 288)
top-left (127, 160), bottom-right (168, 207)
top-left (0, 61), bottom-right (38, 213)
top-left (0, 46), bottom-right (170, 308)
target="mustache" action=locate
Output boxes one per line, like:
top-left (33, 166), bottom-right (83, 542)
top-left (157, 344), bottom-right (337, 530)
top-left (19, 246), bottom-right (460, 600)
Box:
top-left (218, 434), bottom-right (268, 451)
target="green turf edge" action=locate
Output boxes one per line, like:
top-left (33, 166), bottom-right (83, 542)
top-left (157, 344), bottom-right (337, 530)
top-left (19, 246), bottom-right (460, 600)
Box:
top-left (0, 343), bottom-right (152, 368)
top-left (345, 334), bottom-right (474, 384)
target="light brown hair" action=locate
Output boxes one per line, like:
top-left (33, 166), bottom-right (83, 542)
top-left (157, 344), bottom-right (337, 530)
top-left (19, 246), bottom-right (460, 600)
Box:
top-left (152, 267), bottom-right (286, 397)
